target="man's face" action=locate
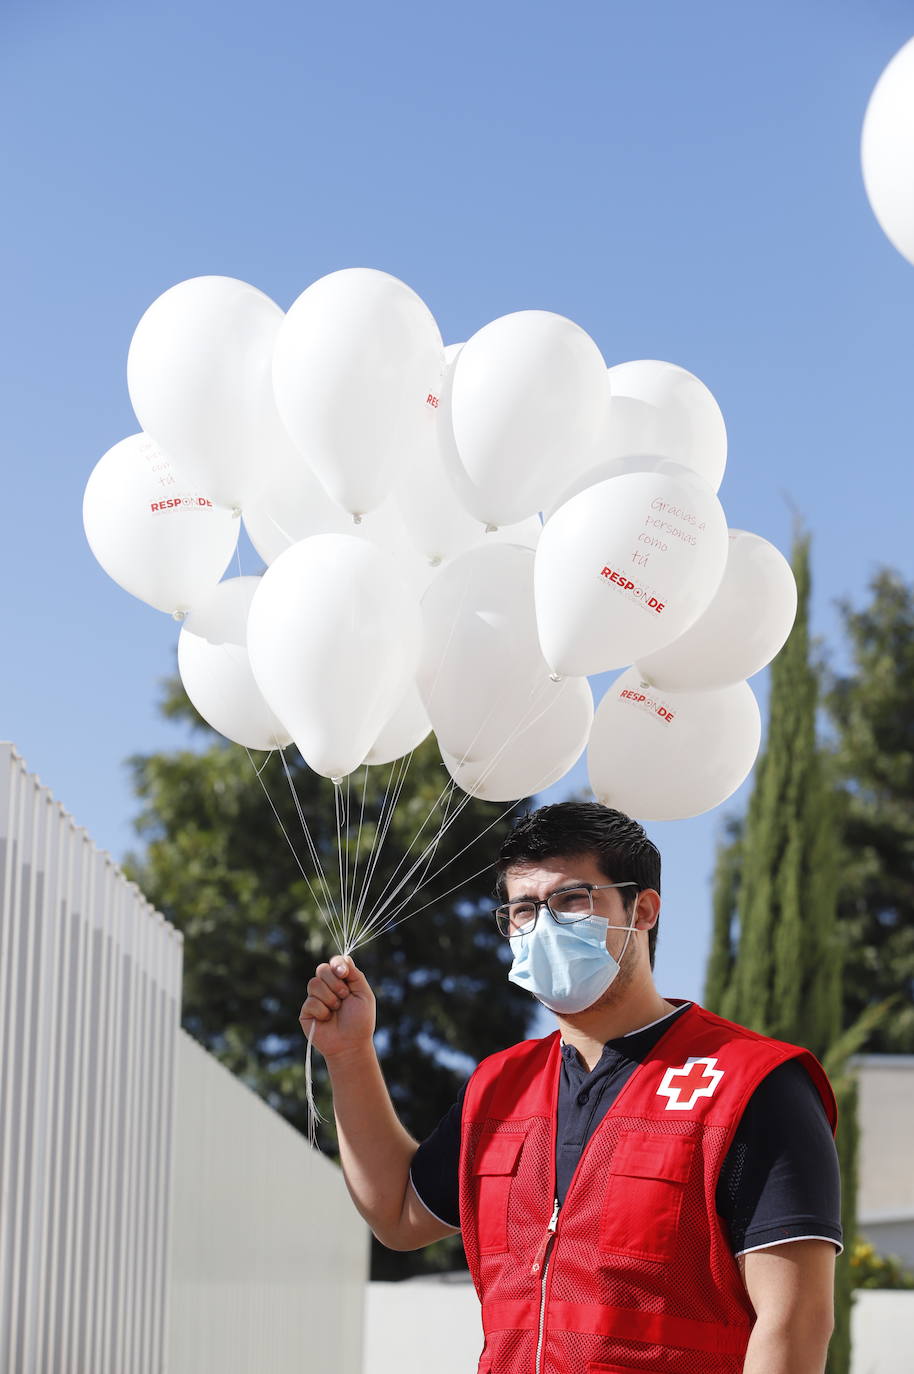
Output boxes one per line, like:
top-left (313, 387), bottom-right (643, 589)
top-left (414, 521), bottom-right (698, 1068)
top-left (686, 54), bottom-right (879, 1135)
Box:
top-left (503, 852), bottom-right (639, 968)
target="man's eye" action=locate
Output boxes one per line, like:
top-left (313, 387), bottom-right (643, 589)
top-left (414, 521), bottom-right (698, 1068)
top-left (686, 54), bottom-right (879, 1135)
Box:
top-left (554, 891), bottom-right (590, 911)
top-left (511, 907), bottom-right (536, 928)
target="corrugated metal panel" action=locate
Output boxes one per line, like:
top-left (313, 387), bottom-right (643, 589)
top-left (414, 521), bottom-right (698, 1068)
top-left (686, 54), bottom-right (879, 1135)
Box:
top-left (166, 1030), bottom-right (368, 1374)
top-left (0, 743), bottom-right (183, 1374)
top-left (0, 742), bottom-right (368, 1373)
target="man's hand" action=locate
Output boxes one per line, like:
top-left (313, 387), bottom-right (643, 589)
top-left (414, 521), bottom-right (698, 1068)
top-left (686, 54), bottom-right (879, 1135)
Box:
top-left (300, 955), bottom-right (376, 1058)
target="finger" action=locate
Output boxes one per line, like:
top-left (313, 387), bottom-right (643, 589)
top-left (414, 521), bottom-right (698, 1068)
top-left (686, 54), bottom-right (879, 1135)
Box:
top-left (300, 994), bottom-right (333, 1023)
top-left (316, 961), bottom-right (351, 999)
top-left (306, 975), bottom-right (342, 1012)
top-left (328, 954), bottom-right (370, 993)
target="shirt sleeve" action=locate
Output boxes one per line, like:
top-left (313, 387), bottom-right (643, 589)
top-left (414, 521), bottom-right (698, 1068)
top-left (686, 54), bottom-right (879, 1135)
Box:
top-left (408, 1080), bottom-right (467, 1231)
top-left (715, 1059), bottom-right (843, 1257)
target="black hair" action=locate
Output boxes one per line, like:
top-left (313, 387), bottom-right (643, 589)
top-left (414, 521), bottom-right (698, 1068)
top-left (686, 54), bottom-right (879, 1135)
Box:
top-left (495, 802), bottom-right (662, 968)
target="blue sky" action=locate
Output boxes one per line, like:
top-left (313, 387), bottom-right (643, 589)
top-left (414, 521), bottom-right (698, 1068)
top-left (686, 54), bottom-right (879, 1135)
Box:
top-left (2, 0), bottom-right (913, 1005)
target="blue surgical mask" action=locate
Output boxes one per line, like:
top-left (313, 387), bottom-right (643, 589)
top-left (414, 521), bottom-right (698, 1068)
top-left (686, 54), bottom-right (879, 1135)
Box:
top-left (507, 912), bottom-right (636, 1014)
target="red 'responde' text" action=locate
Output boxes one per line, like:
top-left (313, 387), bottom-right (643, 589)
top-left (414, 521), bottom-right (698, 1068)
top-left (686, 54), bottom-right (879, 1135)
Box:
top-left (150, 496), bottom-right (214, 513)
top-left (619, 688), bottom-right (675, 723)
top-left (600, 566), bottom-right (666, 613)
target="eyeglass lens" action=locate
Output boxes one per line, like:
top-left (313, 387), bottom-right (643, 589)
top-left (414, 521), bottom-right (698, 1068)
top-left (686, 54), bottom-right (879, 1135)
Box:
top-left (496, 886), bottom-right (595, 937)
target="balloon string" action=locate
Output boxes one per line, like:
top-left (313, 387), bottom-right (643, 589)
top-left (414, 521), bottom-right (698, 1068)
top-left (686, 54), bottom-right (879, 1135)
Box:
top-left (333, 779), bottom-right (348, 945)
top-left (244, 747), bottom-right (341, 944)
top-left (348, 699), bottom-right (535, 948)
top-left (349, 668), bottom-right (550, 945)
top-left (348, 750), bottom-right (416, 938)
top-left (345, 764), bottom-right (372, 949)
top-left (304, 1019), bottom-right (324, 1152)
top-left (348, 762), bottom-right (461, 944)
top-left (348, 848), bottom-right (510, 956)
top-left (277, 748), bottom-right (344, 947)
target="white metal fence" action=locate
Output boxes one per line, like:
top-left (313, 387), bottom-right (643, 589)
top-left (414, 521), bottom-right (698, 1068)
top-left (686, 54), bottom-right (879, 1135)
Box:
top-left (0, 743), bottom-right (368, 1373)
top-left (0, 741), bottom-right (183, 1374)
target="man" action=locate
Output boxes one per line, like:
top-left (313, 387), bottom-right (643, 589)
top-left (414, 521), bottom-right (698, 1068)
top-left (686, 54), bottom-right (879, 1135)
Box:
top-left (300, 803), bottom-right (841, 1374)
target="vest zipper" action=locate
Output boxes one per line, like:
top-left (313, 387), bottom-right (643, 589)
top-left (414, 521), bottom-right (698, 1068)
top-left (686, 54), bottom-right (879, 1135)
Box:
top-left (533, 1198), bottom-right (560, 1374)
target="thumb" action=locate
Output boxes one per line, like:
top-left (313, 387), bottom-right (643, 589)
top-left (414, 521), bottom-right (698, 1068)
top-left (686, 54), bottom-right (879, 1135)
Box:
top-left (330, 954), bottom-right (369, 990)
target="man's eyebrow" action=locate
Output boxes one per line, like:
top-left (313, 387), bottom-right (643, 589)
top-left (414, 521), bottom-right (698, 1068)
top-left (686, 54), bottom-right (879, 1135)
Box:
top-left (505, 881), bottom-right (592, 902)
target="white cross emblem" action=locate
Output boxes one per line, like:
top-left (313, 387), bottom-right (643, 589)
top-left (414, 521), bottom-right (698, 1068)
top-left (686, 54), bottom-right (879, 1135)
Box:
top-left (656, 1057), bottom-right (724, 1111)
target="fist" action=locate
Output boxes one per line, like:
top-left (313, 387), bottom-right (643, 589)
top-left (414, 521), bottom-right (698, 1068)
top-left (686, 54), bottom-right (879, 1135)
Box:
top-left (299, 955), bottom-right (376, 1058)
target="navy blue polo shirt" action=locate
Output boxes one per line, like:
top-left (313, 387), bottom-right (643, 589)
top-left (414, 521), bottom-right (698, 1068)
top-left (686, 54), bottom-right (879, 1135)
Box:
top-left (410, 1004), bottom-right (843, 1256)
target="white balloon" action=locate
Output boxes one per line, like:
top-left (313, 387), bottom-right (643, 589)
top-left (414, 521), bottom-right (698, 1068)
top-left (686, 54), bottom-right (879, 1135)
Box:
top-left (535, 467), bottom-right (729, 677)
top-left (440, 311), bottom-right (607, 526)
top-left (588, 670), bottom-right (761, 821)
top-left (247, 535), bottom-right (421, 779)
top-left (601, 360), bottom-right (727, 492)
top-left (272, 268), bottom-right (444, 516)
top-left (178, 578), bottom-right (292, 750)
top-left (636, 529), bottom-right (797, 691)
top-left (127, 276), bottom-right (289, 511)
top-left (862, 36), bottom-right (914, 267)
top-left (243, 459), bottom-right (356, 564)
top-left (547, 454), bottom-right (686, 522)
top-left (365, 680), bottom-right (431, 766)
top-left (483, 516), bottom-right (543, 551)
top-left (394, 345), bottom-right (489, 564)
top-left (82, 434), bottom-right (239, 616)
top-left (441, 675), bottom-right (593, 801)
top-left (417, 543), bottom-right (562, 762)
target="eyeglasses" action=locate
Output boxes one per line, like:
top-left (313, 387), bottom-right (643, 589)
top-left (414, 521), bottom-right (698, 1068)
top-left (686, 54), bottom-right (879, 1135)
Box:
top-left (493, 882), bottom-right (639, 939)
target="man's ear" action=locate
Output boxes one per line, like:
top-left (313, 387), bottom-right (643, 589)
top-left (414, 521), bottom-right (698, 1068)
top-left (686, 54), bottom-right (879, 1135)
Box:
top-left (632, 889), bottom-right (661, 930)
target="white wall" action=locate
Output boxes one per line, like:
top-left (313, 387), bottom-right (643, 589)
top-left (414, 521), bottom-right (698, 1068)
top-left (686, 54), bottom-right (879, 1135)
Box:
top-left (364, 1275), bottom-right (483, 1374)
top-left (851, 1292), bottom-right (914, 1374)
top-left (168, 1031), bottom-right (368, 1374)
top-left (855, 1056), bottom-right (914, 1267)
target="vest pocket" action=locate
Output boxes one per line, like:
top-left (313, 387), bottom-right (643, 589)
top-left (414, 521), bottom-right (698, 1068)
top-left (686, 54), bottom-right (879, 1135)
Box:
top-left (473, 1130), bottom-right (526, 1254)
top-left (598, 1130), bottom-right (696, 1263)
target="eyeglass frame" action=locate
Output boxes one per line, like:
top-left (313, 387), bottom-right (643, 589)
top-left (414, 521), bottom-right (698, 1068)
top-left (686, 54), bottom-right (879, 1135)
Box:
top-left (493, 881), bottom-right (640, 939)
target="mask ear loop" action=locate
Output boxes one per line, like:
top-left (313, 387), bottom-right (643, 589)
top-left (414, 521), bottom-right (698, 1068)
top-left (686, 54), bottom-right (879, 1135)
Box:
top-left (609, 891), bottom-right (643, 967)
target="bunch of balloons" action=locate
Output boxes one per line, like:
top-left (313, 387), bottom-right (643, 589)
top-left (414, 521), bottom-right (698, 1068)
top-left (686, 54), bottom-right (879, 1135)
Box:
top-left (83, 268), bottom-right (798, 821)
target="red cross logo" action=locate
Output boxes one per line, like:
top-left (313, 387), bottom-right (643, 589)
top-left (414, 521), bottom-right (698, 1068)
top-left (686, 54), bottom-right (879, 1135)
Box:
top-left (656, 1057), bottom-right (724, 1111)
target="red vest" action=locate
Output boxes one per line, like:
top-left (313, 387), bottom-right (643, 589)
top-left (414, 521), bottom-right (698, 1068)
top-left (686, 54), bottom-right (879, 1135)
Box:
top-left (458, 1002), bottom-right (837, 1374)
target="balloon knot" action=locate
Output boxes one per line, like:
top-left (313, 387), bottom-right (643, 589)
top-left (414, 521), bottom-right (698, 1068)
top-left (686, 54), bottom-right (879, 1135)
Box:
top-left (331, 776), bottom-right (344, 787)
top-left (429, 555), bottom-right (443, 567)
top-left (549, 672), bottom-right (563, 684)
top-left (352, 513), bottom-right (363, 526)
top-left (231, 506), bottom-right (242, 519)
top-left (172, 609), bottom-right (187, 623)
top-left (484, 523), bottom-right (498, 534)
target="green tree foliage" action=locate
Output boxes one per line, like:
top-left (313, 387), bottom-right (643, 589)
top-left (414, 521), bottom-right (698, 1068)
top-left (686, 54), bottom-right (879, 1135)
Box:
top-left (704, 532), bottom-right (853, 1373)
top-left (703, 815), bottom-right (742, 1012)
top-left (826, 1073), bottom-right (858, 1374)
top-left (849, 1238), bottom-right (914, 1291)
top-left (827, 570), bottom-right (914, 1052)
top-left (125, 677), bottom-right (535, 1277)
top-left (709, 532), bottom-right (842, 1056)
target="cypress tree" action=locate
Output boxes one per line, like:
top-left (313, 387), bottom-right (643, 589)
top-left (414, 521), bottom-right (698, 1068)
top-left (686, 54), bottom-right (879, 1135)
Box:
top-left (703, 815), bottom-right (742, 1011)
top-left (706, 531), bottom-right (853, 1372)
top-left (720, 531), bottom-right (842, 1055)
top-left (827, 570), bottom-right (914, 1051)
